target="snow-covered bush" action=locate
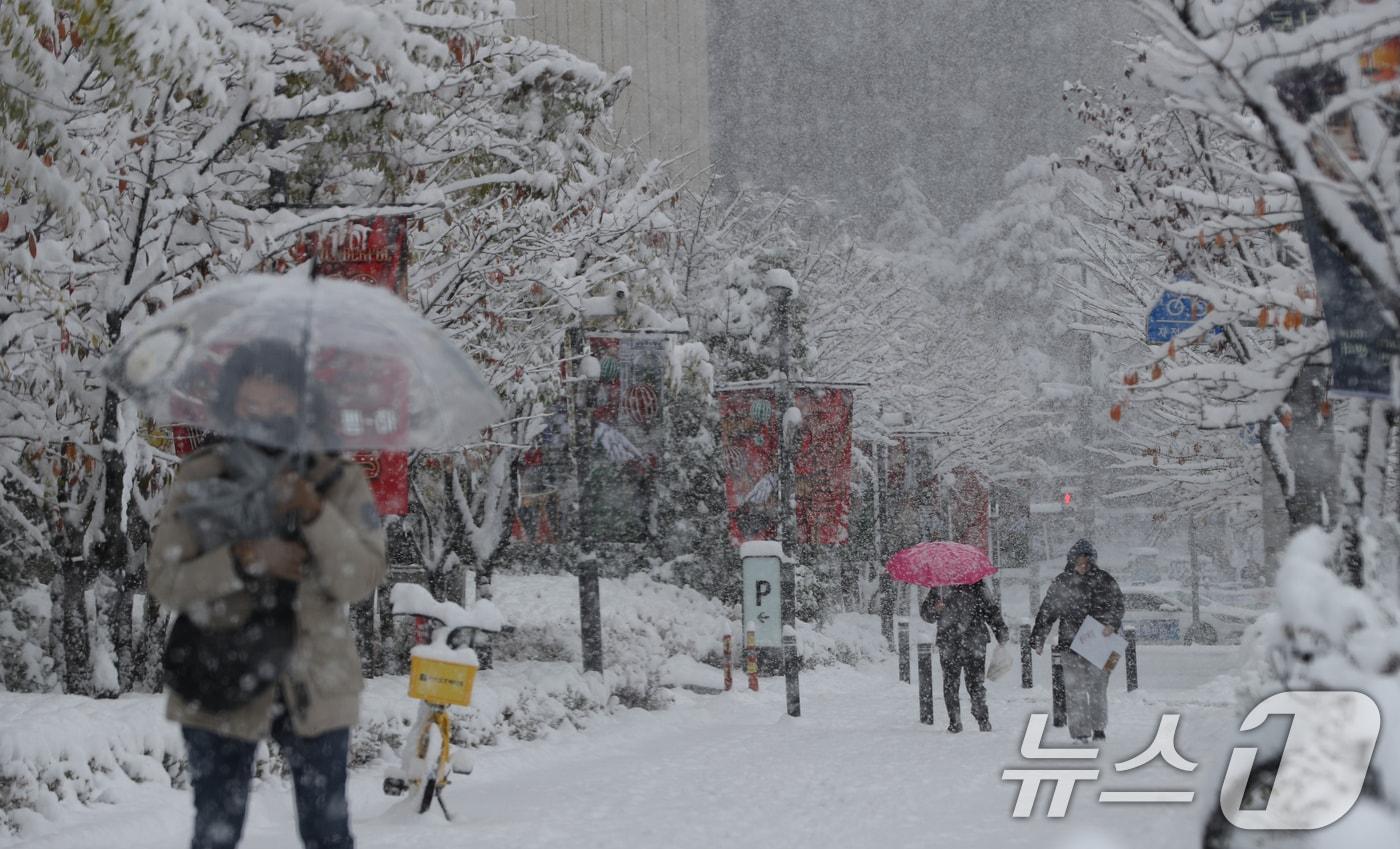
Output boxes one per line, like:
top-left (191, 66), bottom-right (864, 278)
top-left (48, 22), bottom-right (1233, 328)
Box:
top-left (0, 575), bottom-right (58, 694)
top-left (796, 612), bottom-right (889, 668)
top-left (490, 573), bottom-right (729, 708)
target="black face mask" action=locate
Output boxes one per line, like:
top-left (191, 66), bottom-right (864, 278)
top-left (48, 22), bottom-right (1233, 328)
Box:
top-left (242, 414), bottom-right (300, 449)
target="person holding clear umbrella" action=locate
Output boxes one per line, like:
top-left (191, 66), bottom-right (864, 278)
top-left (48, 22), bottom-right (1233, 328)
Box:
top-left (107, 272), bottom-right (504, 849)
top-left (147, 338), bottom-right (386, 849)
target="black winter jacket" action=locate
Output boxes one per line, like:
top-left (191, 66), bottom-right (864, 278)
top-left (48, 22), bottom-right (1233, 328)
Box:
top-left (1029, 563), bottom-right (1124, 651)
top-left (920, 580), bottom-right (1009, 650)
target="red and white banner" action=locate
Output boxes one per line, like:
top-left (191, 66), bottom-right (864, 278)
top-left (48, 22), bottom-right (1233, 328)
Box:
top-left (298, 216), bottom-right (410, 297)
top-left (720, 384), bottom-right (854, 546)
top-left (304, 216), bottom-right (412, 516)
top-left (719, 386), bottom-right (781, 545)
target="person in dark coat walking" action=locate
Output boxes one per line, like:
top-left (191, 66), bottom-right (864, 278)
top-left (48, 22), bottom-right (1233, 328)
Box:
top-left (1029, 538), bottom-right (1124, 742)
top-left (921, 579), bottom-right (1009, 733)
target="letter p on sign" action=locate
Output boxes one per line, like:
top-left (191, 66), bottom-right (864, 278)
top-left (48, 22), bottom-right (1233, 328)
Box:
top-left (1220, 691), bottom-right (1380, 830)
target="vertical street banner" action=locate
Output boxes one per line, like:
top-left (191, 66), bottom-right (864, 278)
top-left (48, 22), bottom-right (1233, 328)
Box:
top-left (793, 386), bottom-right (854, 545)
top-left (583, 334), bottom-right (667, 543)
top-left (306, 216), bottom-right (413, 514)
top-left (513, 402), bottom-right (572, 544)
top-left (951, 466), bottom-right (990, 554)
top-left (719, 386), bottom-right (781, 545)
top-left (992, 483), bottom-right (1031, 569)
top-left (885, 432), bottom-right (940, 550)
top-left (1301, 196), bottom-right (1397, 400)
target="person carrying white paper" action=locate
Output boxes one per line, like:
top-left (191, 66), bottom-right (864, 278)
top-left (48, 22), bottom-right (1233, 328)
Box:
top-left (1029, 539), bottom-right (1125, 743)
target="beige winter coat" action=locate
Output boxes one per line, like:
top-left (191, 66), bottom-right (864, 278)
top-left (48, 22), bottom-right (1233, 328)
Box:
top-left (148, 446), bottom-right (386, 741)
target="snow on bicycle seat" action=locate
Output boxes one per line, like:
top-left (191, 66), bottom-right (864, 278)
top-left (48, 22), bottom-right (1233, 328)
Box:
top-left (389, 583), bottom-right (507, 633)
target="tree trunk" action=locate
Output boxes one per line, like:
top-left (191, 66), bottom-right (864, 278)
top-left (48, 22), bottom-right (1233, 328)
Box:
top-left (1336, 400), bottom-right (1390, 588)
top-left (133, 593), bottom-right (168, 692)
top-left (94, 309), bottom-right (133, 691)
top-left (60, 557), bottom-right (92, 695)
top-left (110, 569), bottom-right (135, 693)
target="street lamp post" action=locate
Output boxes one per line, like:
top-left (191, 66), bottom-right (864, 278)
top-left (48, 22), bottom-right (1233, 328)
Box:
top-left (568, 325), bottom-right (605, 674)
top-left (769, 280), bottom-right (797, 549)
top-left (766, 270), bottom-right (801, 717)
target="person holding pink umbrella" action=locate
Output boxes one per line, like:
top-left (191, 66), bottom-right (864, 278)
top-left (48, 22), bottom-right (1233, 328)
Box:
top-left (887, 541), bottom-right (1010, 733)
top-left (920, 580), bottom-right (1009, 732)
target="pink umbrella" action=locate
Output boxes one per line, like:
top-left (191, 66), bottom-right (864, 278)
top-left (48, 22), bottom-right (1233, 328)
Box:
top-left (885, 541), bottom-right (996, 587)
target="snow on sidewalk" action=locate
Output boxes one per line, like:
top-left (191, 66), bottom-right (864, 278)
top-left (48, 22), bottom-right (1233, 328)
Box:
top-left (10, 646), bottom-right (1243, 849)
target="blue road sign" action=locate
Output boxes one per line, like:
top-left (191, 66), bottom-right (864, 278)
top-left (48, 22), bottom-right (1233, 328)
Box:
top-left (1146, 274), bottom-right (1217, 344)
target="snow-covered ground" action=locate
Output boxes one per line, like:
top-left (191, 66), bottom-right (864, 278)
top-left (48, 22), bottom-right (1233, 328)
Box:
top-left (7, 645), bottom-right (1246, 849)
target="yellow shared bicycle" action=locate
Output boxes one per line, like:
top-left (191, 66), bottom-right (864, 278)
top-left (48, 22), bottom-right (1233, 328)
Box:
top-left (382, 584), bottom-right (507, 818)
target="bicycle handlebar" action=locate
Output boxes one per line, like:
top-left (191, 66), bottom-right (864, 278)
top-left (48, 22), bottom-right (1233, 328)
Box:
top-left (388, 582), bottom-right (508, 634)
top-left (389, 611), bottom-right (515, 637)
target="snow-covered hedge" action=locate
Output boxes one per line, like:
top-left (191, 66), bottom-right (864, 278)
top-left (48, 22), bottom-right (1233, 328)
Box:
top-left (491, 573), bottom-right (888, 681)
top-left (0, 693), bottom-right (185, 839)
top-left (0, 665), bottom-right (620, 841)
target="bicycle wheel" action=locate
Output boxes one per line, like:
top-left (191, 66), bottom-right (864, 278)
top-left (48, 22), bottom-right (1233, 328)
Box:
top-left (419, 775), bottom-right (437, 814)
top-left (417, 720), bottom-right (444, 814)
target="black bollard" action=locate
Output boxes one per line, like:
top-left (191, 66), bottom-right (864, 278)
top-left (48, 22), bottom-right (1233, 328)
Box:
top-left (898, 621), bottom-right (911, 684)
top-left (1125, 626), bottom-right (1138, 692)
top-left (917, 640), bottom-right (935, 725)
top-left (783, 628), bottom-right (801, 718)
top-left (1020, 622), bottom-right (1033, 689)
top-left (1051, 647), bottom-right (1067, 727)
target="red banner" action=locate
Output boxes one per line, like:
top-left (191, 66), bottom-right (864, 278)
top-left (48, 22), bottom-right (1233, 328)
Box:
top-left (719, 387), bottom-right (780, 545)
top-left (309, 217), bottom-right (411, 516)
top-left (301, 216), bottom-right (409, 297)
top-left (793, 387), bottom-right (853, 545)
top-left (720, 385), bottom-right (854, 546)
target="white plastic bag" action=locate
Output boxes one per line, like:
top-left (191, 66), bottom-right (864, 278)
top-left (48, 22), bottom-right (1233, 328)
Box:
top-left (986, 641), bottom-right (1012, 681)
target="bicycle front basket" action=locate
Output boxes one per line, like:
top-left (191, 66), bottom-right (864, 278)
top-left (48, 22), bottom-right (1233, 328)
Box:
top-left (408, 649), bottom-right (478, 707)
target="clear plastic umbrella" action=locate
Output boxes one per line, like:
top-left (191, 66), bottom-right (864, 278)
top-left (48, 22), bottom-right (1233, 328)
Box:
top-left (104, 272), bottom-right (504, 453)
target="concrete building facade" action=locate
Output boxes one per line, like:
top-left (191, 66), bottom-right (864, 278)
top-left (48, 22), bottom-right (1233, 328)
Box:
top-left (511, 1), bottom-right (711, 174)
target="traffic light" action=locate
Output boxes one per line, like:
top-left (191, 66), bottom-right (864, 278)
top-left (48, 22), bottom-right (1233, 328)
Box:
top-left (1062, 491), bottom-right (1075, 511)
